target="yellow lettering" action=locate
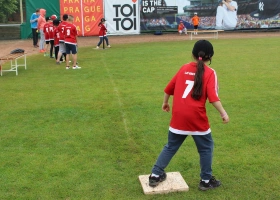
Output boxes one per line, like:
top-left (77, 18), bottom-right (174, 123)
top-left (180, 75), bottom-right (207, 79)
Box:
top-left (84, 6), bottom-right (101, 13)
top-left (84, 0), bottom-right (95, 3)
top-left (91, 15), bottom-right (96, 21)
top-left (84, 15), bottom-right (96, 22)
top-left (64, 7), bottom-right (80, 13)
top-left (64, 0), bottom-right (79, 3)
top-left (85, 25), bottom-right (90, 32)
top-left (76, 26), bottom-right (81, 32)
top-left (75, 16), bottom-right (80, 22)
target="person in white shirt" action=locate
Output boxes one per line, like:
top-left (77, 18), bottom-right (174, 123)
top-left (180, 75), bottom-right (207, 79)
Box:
top-left (215, 0), bottom-right (238, 30)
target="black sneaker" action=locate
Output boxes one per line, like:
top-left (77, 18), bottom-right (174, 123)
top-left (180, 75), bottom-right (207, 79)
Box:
top-left (149, 173), bottom-right (167, 187)
top-left (199, 176), bottom-right (221, 191)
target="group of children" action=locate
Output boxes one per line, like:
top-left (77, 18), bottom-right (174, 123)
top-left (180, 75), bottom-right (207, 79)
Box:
top-left (40, 15), bottom-right (111, 69)
top-left (178, 12), bottom-right (200, 35)
top-left (39, 14), bottom-right (79, 69)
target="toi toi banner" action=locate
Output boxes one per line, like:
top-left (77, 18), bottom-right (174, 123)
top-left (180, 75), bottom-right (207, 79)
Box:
top-left (104, 0), bottom-right (140, 35)
top-left (60, 0), bottom-right (104, 36)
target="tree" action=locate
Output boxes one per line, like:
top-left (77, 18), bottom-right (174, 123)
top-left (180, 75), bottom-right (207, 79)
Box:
top-left (0, 0), bottom-right (19, 23)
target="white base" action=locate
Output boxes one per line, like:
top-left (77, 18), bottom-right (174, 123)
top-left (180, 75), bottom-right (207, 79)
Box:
top-left (138, 172), bottom-right (189, 195)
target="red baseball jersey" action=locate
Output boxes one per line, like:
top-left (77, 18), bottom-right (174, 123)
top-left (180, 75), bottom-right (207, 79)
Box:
top-left (49, 22), bottom-right (54, 40)
top-left (64, 23), bottom-right (78, 45)
top-left (43, 23), bottom-right (50, 41)
top-left (164, 62), bottom-right (220, 135)
top-left (98, 23), bottom-right (107, 37)
top-left (58, 21), bottom-right (68, 42)
top-left (54, 27), bottom-right (59, 47)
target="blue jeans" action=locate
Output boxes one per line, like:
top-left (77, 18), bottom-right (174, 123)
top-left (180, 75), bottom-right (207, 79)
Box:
top-left (97, 36), bottom-right (109, 46)
top-left (151, 131), bottom-right (214, 180)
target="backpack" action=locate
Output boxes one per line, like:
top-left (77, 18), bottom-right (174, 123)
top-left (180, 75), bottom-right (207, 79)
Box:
top-left (10, 49), bottom-right (25, 54)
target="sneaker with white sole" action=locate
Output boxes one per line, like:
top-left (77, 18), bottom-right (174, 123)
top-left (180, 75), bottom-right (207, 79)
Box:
top-left (107, 45), bottom-right (111, 48)
top-left (72, 65), bottom-right (81, 69)
top-left (96, 46), bottom-right (99, 49)
top-left (199, 176), bottom-right (221, 191)
top-left (148, 173), bottom-right (167, 187)
top-left (66, 66), bottom-right (70, 70)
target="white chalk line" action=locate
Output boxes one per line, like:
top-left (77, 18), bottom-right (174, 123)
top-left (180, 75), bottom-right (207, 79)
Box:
top-left (101, 55), bottom-right (129, 135)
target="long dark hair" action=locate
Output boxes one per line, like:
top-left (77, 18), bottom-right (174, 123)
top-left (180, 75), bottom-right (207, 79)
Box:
top-left (191, 40), bottom-right (214, 100)
top-left (191, 51), bottom-right (206, 100)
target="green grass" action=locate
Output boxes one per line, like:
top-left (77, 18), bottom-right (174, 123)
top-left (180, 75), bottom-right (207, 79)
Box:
top-left (1, 37), bottom-right (280, 199)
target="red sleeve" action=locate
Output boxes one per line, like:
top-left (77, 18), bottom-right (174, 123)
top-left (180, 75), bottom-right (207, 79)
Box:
top-left (164, 70), bottom-right (180, 95)
top-left (206, 70), bottom-right (220, 103)
top-left (43, 24), bottom-right (46, 33)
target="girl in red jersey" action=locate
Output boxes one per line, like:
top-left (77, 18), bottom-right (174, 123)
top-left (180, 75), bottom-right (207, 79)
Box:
top-left (148, 40), bottom-right (229, 191)
top-left (48, 15), bottom-right (57, 58)
top-left (95, 18), bottom-right (111, 49)
top-left (43, 17), bottom-right (52, 57)
top-left (53, 19), bottom-right (60, 62)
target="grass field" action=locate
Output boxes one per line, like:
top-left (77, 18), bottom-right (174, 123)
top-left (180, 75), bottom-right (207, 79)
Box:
top-left (1, 37), bottom-right (280, 199)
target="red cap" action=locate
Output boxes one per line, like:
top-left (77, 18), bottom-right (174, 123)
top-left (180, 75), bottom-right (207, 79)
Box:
top-left (50, 15), bottom-right (57, 20)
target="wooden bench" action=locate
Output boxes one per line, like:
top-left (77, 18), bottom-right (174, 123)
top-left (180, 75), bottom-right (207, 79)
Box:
top-left (0, 53), bottom-right (27, 76)
top-left (186, 30), bottom-right (224, 40)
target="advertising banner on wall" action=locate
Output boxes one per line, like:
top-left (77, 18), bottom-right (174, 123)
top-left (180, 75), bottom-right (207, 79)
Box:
top-left (60, 0), bottom-right (103, 36)
top-left (104, 0), bottom-right (140, 35)
top-left (140, 0), bottom-right (280, 32)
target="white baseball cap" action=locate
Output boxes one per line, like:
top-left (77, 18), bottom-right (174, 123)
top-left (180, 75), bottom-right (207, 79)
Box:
top-left (194, 12), bottom-right (197, 15)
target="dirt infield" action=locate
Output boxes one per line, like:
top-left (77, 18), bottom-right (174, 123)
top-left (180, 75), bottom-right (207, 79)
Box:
top-left (0, 31), bottom-right (279, 58)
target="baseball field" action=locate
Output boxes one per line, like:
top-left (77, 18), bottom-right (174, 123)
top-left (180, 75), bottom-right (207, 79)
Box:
top-left (0, 32), bottom-right (280, 199)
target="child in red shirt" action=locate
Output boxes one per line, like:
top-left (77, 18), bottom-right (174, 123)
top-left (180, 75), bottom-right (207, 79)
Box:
top-left (43, 17), bottom-right (52, 56)
top-left (148, 40), bottom-right (229, 191)
top-left (53, 19), bottom-right (60, 62)
top-left (64, 15), bottom-right (80, 69)
top-left (95, 18), bottom-right (111, 49)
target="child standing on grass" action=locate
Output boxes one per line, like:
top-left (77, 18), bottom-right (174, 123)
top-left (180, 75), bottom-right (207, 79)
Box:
top-left (95, 18), bottom-right (111, 49)
top-left (53, 19), bottom-right (60, 62)
top-left (56, 14), bottom-right (68, 65)
top-left (148, 40), bottom-right (229, 191)
top-left (43, 17), bottom-right (52, 57)
top-left (64, 15), bottom-right (80, 70)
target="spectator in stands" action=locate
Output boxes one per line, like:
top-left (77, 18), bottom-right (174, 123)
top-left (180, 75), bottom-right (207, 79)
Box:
top-left (215, 0), bottom-right (238, 30)
top-left (30, 9), bottom-right (40, 48)
top-left (191, 12), bottom-right (200, 35)
top-left (37, 8), bottom-right (47, 53)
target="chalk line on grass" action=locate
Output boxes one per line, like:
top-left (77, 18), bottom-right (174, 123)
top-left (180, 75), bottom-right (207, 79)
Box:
top-left (101, 56), bottom-right (129, 135)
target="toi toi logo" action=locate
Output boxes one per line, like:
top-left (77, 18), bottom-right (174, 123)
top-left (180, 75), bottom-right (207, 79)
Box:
top-left (113, 4), bottom-right (137, 31)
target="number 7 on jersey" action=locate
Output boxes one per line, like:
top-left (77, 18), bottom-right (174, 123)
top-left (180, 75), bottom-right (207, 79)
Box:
top-left (182, 80), bottom-right (194, 98)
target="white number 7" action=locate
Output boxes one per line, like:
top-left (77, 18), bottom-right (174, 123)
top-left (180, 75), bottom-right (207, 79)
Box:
top-left (182, 80), bottom-right (194, 98)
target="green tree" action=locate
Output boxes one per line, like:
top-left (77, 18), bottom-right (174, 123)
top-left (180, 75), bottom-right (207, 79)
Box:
top-left (0, 0), bottom-right (19, 23)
